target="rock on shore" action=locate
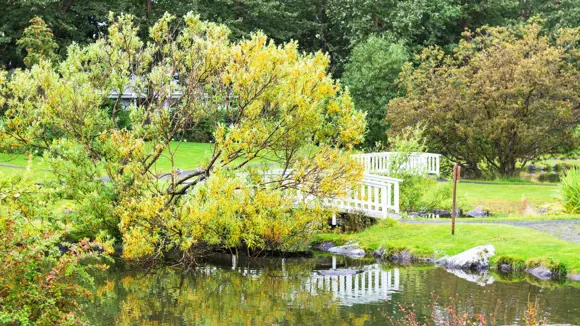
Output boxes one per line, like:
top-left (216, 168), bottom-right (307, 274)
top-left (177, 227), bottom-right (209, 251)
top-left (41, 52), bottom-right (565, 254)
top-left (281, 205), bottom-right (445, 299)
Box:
top-left (316, 242), bottom-right (366, 258)
top-left (436, 245), bottom-right (495, 271)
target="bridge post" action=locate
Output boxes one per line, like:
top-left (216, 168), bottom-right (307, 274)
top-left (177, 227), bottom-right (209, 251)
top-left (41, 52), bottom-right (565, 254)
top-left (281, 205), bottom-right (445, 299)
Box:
top-left (393, 182), bottom-right (400, 214)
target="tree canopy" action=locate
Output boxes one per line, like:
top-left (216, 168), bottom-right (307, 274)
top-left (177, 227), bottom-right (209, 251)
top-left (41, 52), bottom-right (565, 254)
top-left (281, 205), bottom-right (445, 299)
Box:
top-left (388, 22), bottom-right (580, 177)
top-left (342, 36), bottom-right (409, 147)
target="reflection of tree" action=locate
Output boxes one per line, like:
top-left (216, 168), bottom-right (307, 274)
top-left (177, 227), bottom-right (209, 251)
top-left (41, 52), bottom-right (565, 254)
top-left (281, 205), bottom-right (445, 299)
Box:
top-left (88, 263), bottom-right (369, 325)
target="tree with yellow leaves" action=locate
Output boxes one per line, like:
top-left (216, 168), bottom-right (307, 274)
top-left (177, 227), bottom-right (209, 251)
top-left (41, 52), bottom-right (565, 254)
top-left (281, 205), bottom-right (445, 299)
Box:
top-left (0, 13), bottom-right (366, 262)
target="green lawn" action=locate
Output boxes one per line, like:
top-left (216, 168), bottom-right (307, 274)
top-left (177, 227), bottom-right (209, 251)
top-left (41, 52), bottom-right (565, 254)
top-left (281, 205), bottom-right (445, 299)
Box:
top-left (0, 142), bottom-right (215, 178)
top-left (457, 181), bottom-right (560, 213)
top-left (0, 152), bottom-right (54, 179)
top-left (0, 142), bottom-right (270, 177)
top-left (148, 142), bottom-right (215, 173)
top-left (316, 220), bottom-right (580, 273)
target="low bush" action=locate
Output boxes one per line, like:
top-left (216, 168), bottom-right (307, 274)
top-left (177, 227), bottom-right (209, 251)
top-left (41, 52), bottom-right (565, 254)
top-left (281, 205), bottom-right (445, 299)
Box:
top-left (538, 173), bottom-right (560, 183)
top-left (495, 255), bottom-right (526, 271)
top-left (338, 212), bottom-right (377, 233)
top-left (0, 172), bottom-right (112, 325)
top-left (526, 258), bottom-right (567, 279)
top-left (399, 174), bottom-right (458, 212)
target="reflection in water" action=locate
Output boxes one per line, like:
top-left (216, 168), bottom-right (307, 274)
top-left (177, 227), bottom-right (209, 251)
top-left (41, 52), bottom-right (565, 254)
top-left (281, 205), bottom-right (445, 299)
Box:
top-left (85, 255), bottom-right (580, 325)
top-left (305, 265), bottom-right (401, 306)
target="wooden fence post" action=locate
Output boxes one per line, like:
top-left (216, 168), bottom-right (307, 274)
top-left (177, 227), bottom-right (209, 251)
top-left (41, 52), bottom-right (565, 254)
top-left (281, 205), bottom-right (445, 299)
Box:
top-left (452, 164), bottom-right (461, 235)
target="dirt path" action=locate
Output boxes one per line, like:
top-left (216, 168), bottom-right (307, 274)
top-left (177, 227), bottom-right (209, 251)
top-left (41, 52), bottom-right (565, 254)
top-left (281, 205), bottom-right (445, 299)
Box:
top-left (402, 219), bottom-right (580, 244)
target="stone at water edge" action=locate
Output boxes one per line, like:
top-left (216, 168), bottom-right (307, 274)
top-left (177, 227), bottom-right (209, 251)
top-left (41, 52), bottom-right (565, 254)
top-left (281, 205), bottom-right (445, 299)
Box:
top-left (466, 205), bottom-right (489, 218)
top-left (525, 266), bottom-right (554, 280)
top-left (436, 244), bottom-right (495, 271)
top-left (567, 274), bottom-right (580, 281)
top-left (316, 242), bottom-right (335, 251)
top-left (327, 243), bottom-right (366, 258)
top-left (372, 247), bottom-right (386, 260)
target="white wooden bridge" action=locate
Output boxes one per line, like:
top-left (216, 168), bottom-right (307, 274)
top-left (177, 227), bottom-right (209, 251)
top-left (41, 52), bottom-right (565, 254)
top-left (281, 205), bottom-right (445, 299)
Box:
top-left (264, 152), bottom-right (440, 220)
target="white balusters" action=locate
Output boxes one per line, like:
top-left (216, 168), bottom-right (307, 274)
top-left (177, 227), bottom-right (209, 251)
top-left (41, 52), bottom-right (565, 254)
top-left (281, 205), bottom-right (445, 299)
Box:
top-left (352, 152), bottom-right (441, 176)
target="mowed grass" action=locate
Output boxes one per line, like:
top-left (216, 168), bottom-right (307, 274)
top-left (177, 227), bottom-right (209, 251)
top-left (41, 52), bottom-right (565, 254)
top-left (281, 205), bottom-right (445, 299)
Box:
top-left (0, 141), bottom-right (273, 178)
top-left (149, 142), bottom-right (215, 173)
top-left (457, 181), bottom-right (559, 213)
top-left (0, 152), bottom-right (54, 179)
top-left (316, 220), bottom-right (580, 273)
top-left (0, 142), bottom-right (215, 177)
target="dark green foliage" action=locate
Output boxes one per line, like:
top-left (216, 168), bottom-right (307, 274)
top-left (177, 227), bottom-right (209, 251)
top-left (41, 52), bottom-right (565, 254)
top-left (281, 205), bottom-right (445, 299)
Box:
top-left (537, 173), bottom-right (560, 183)
top-left (342, 36), bottom-right (408, 147)
top-left (495, 255), bottom-right (526, 271)
top-left (2, 0), bottom-right (577, 73)
top-left (337, 212), bottom-right (377, 233)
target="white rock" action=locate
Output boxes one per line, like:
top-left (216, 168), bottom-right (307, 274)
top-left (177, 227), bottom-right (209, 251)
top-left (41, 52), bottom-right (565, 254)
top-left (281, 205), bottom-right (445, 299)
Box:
top-left (436, 244), bottom-right (495, 270)
top-left (327, 243), bottom-right (366, 258)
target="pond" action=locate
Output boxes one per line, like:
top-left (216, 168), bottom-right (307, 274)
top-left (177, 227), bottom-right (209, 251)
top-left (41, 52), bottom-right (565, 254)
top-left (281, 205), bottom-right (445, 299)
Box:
top-left (85, 255), bottom-right (580, 325)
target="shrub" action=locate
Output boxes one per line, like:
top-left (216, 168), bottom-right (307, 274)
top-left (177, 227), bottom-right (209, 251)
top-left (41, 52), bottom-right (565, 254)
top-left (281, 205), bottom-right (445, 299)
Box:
top-left (560, 167), bottom-right (580, 213)
top-left (386, 124), bottom-right (458, 212)
top-left (538, 173), bottom-right (560, 183)
top-left (495, 256), bottom-right (526, 271)
top-left (0, 172), bottom-right (111, 325)
top-left (399, 175), bottom-right (456, 212)
top-left (338, 212), bottom-right (377, 233)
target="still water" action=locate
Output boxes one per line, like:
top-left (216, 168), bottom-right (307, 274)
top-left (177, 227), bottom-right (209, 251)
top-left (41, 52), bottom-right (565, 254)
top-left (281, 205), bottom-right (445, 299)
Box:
top-left (85, 255), bottom-right (580, 325)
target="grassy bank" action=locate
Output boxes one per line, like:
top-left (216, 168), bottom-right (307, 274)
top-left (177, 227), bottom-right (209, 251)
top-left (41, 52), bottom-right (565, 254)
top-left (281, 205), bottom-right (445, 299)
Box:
top-left (315, 220), bottom-right (580, 274)
top-left (457, 181), bottom-right (559, 213)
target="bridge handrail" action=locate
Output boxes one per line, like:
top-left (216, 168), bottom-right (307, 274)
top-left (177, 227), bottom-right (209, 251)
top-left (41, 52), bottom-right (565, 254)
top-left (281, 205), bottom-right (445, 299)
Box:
top-left (352, 152), bottom-right (441, 176)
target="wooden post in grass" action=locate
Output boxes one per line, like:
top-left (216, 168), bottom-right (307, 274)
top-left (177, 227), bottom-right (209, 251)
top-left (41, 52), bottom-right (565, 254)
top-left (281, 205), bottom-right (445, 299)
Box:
top-left (451, 163), bottom-right (461, 235)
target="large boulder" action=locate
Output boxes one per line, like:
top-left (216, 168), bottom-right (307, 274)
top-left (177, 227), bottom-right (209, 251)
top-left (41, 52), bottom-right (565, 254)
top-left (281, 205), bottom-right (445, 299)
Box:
top-left (436, 245), bottom-right (495, 271)
top-left (466, 205), bottom-right (489, 218)
top-left (327, 243), bottom-right (366, 258)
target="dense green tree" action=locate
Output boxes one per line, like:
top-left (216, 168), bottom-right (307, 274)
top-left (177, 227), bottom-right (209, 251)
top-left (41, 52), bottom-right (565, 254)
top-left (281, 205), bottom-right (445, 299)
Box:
top-left (342, 36), bottom-right (409, 147)
top-left (17, 16), bottom-right (59, 67)
top-left (388, 22), bottom-right (580, 177)
top-left (0, 0), bottom-right (327, 69)
top-left (525, 0), bottom-right (580, 30)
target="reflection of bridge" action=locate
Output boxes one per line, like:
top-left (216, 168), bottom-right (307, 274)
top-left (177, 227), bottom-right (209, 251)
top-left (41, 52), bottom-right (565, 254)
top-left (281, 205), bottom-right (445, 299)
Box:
top-left (305, 266), bottom-right (401, 306)
top-left (224, 255), bottom-right (402, 306)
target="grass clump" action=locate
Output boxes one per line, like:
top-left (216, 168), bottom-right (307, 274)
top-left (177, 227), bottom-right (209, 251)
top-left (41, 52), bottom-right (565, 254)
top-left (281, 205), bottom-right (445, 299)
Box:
top-left (495, 255), bottom-right (526, 271)
top-left (560, 167), bottom-right (580, 213)
top-left (526, 258), bottom-right (567, 279)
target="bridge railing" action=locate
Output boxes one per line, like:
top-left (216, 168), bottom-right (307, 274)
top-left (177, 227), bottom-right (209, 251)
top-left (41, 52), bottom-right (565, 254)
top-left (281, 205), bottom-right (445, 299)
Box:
top-left (259, 169), bottom-right (401, 218)
top-left (352, 152), bottom-right (441, 176)
top-left (326, 174), bottom-right (401, 218)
